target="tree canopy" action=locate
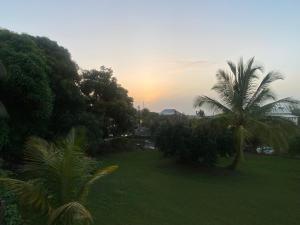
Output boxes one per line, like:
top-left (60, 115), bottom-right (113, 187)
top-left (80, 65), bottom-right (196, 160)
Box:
top-left (0, 30), bottom-right (53, 160)
top-left (0, 29), bottom-right (136, 160)
top-left (33, 36), bottom-right (86, 137)
top-left (80, 67), bottom-right (136, 137)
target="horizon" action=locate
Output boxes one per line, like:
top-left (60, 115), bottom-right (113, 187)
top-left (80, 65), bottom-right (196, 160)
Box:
top-left (2, 0), bottom-right (300, 114)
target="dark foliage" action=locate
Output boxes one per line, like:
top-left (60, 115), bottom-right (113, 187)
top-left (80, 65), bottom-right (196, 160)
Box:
top-left (80, 67), bottom-right (136, 138)
top-left (0, 29), bottom-right (136, 160)
top-left (139, 108), bottom-right (160, 136)
top-left (98, 137), bottom-right (139, 154)
top-left (155, 118), bottom-right (233, 166)
top-left (288, 134), bottom-right (300, 156)
top-left (0, 30), bottom-right (53, 161)
top-left (32, 36), bottom-right (86, 137)
top-left (0, 169), bottom-right (23, 225)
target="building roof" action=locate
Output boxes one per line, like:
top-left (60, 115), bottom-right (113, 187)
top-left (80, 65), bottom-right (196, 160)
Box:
top-left (160, 109), bottom-right (180, 115)
top-left (269, 106), bottom-right (298, 117)
top-left (270, 106), bottom-right (291, 114)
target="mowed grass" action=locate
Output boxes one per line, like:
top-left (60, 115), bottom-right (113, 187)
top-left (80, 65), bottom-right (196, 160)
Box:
top-left (88, 151), bottom-right (300, 225)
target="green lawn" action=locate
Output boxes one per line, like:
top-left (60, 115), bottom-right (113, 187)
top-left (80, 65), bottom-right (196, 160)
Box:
top-left (88, 151), bottom-right (300, 225)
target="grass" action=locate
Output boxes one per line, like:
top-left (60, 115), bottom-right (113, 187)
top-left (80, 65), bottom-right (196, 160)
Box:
top-left (88, 151), bottom-right (300, 225)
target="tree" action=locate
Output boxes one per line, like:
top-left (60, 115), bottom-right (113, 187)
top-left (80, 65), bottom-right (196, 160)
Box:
top-left (32, 36), bottom-right (86, 138)
top-left (0, 30), bottom-right (53, 161)
top-left (80, 67), bottom-right (136, 137)
top-left (0, 128), bottom-right (118, 225)
top-left (196, 109), bottom-right (205, 117)
top-left (195, 57), bottom-right (298, 170)
top-left (0, 61), bottom-right (8, 118)
top-left (139, 108), bottom-right (160, 135)
top-left (0, 61), bottom-right (9, 152)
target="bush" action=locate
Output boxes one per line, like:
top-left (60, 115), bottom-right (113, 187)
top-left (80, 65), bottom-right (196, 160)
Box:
top-left (288, 135), bottom-right (300, 156)
top-left (155, 118), bottom-right (233, 167)
top-left (97, 137), bottom-right (138, 154)
top-left (0, 169), bottom-right (23, 225)
top-left (0, 119), bottom-right (9, 152)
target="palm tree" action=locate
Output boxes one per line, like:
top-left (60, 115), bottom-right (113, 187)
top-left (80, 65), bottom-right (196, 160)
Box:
top-left (195, 57), bottom-right (298, 170)
top-left (0, 128), bottom-right (118, 225)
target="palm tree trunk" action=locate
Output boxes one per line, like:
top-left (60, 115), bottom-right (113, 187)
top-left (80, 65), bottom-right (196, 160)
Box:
top-left (228, 126), bottom-right (245, 170)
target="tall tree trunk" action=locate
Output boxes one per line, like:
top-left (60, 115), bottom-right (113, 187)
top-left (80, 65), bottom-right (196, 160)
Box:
top-left (228, 126), bottom-right (245, 170)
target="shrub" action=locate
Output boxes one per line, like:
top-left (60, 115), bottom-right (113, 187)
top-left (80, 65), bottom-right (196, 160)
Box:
top-left (0, 119), bottom-right (9, 153)
top-left (155, 118), bottom-right (233, 166)
top-left (0, 128), bottom-right (118, 225)
top-left (97, 137), bottom-right (138, 154)
top-left (288, 135), bottom-right (300, 156)
top-left (0, 169), bottom-right (23, 225)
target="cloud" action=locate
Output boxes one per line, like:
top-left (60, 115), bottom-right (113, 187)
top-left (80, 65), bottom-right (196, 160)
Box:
top-left (173, 59), bottom-right (212, 66)
top-left (160, 59), bottom-right (217, 75)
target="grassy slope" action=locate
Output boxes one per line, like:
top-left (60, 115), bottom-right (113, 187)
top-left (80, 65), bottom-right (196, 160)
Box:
top-left (88, 151), bottom-right (300, 225)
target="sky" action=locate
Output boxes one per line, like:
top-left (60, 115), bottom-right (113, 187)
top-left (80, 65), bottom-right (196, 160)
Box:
top-left (1, 0), bottom-right (300, 114)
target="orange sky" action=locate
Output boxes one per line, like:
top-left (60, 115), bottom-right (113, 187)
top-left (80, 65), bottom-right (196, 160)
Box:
top-left (2, 0), bottom-right (300, 114)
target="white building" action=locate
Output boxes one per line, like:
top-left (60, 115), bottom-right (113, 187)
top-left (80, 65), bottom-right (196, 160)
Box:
top-left (269, 106), bottom-right (298, 125)
top-left (160, 109), bottom-right (181, 116)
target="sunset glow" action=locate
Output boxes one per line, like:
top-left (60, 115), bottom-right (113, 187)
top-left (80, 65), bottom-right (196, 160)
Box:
top-left (2, 0), bottom-right (300, 114)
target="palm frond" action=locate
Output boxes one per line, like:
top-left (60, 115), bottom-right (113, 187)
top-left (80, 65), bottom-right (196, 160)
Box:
top-left (1, 127), bottom-right (116, 224)
top-left (58, 130), bottom-right (90, 203)
top-left (78, 165), bottom-right (118, 202)
top-left (227, 60), bottom-right (237, 78)
top-left (245, 57), bottom-right (264, 75)
top-left (222, 57), bottom-right (264, 110)
top-left (238, 57), bottom-right (263, 108)
top-left (212, 70), bottom-right (235, 107)
top-left (48, 202), bottom-right (92, 225)
top-left (259, 97), bottom-right (299, 114)
top-left (246, 71), bottom-right (283, 109)
top-left (237, 57), bottom-right (244, 84)
top-left (0, 101), bottom-right (8, 118)
top-left (24, 137), bottom-right (55, 170)
top-left (267, 117), bottom-right (298, 152)
top-left (63, 128), bottom-right (87, 151)
top-left (25, 129), bottom-right (93, 204)
top-left (194, 95), bottom-right (231, 113)
top-left (258, 71), bottom-right (283, 91)
top-left (24, 137), bottom-right (61, 183)
top-left (246, 88), bottom-right (276, 113)
top-left (0, 178), bottom-right (51, 214)
top-left (246, 116), bottom-right (298, 152)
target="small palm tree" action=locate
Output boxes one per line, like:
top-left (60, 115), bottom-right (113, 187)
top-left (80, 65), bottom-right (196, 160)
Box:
top-left (0, 128), bottom-right (118, 225)
top-left (195, 57), bottom-right (298, 170)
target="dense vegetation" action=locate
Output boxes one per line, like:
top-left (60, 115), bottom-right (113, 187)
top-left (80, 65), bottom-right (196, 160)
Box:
top-left (0, 169), bottom-right (23, 225)
top-left (155, 117), bottom-right (233, 166)
top-left (0, 29), bottom-right (136, 161)
top-left (80, 67), bottom-right (136, 153)
top-left (0, 31), bottom-right (53, 161)
top-left (0, 128), bottom-right (117, 225)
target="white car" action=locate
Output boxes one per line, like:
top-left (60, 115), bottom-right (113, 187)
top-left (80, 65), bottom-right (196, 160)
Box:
top-left (256, 146), bottom-right (274, 155)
